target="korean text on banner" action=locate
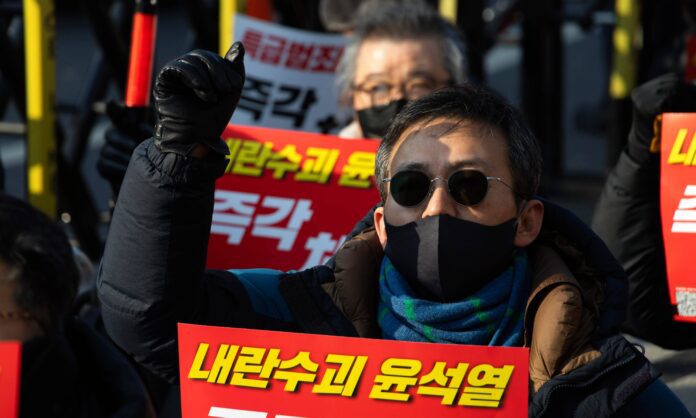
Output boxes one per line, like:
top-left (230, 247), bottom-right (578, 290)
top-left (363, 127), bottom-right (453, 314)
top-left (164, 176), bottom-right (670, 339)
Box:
top-left (660, 113), bottom-right (696, 323)
top-left (207, 124), bottom-right (379, 271)
top-left (178, 323), bottom-right (529, 418)
top-left (0, 342), bottom-right (22, 418)
top-left (231, 14), bottom-right (347, 133)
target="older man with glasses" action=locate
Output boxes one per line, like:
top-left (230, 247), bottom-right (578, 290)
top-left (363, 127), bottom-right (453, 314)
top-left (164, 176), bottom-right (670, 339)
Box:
top-left (98, 43), bottom-right (690, 417)
top-left (336, 1), bottom-right (465, 139)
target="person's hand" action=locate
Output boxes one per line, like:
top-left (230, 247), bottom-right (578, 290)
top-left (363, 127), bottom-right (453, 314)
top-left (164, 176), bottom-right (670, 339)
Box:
top-left (97, 102), bottom-right (152, 196)
top-left (628, 73), bottom-right (696, 165)
top-left (153, 42), bottom-right (245, 155)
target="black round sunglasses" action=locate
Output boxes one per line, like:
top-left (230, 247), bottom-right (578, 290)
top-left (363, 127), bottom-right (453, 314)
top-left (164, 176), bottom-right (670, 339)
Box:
top-left (382, 169), bottom-right (515, 207)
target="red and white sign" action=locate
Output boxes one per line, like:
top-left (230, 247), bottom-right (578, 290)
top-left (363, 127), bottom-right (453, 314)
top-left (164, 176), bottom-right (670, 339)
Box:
top-left (660, 113), bottom-right (696, 322)
top-left (178, 323), bottom-right (529, 418)
top-left (231, 14), bottom-right (348, 133)
top-left (0, 342), bottom-right (21, 418)
top-left (207, 124), bottom-right (379, 271)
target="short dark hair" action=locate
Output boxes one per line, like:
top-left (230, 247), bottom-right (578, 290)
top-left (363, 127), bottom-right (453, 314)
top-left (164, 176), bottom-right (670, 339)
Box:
top-left (0, 194), bottom-right (78, 331)
top-left (375, 84), bottom-right (543, 205)
top-left (337, 1), bottom-right (467, 96)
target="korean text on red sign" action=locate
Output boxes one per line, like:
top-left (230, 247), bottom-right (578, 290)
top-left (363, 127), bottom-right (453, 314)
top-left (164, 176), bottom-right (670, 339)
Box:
top-left (230, 14), bottom-right (347, 133)
top-left (178, 323), bottom-right (529, 418)
top-left (207, 124), bottom-right (379, 271)
top-left (660, 113), bottom-right (696, 323)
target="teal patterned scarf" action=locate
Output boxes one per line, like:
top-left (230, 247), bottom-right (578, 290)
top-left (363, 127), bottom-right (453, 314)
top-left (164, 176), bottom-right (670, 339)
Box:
top-left (378, 251), bottom-right (530, 346)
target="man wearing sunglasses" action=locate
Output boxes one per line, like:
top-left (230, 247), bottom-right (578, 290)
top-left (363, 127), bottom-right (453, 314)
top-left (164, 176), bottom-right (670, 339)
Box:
top-left (98, 44), bottom-right (689, 417)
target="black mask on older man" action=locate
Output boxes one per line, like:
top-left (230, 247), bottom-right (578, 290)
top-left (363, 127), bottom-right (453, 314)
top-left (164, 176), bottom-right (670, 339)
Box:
top-left (384, 214), bottom-right (517, 302)
top-left (356, 99), bottom-right (408, 139)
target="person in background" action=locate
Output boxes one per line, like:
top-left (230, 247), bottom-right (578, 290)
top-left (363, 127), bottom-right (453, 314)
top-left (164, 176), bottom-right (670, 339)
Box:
top-left (98, 44), bottom-right (690, 417)
top-left (592, 0), bottom-right (696, 349)
top-left (97, 1), bottom-right (467, 196)
top-left (318, 0), bottom-right (365, 34)
top-left (0, 193), bottom-right (152, 418)
top-left (592, 73), bottom-right (696, 349)
top-left (335, 1), bottom-right (467, 139)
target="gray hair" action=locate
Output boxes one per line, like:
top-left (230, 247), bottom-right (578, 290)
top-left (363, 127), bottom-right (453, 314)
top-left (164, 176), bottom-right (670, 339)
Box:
top-left (336, 1), bottom-right (467, 99)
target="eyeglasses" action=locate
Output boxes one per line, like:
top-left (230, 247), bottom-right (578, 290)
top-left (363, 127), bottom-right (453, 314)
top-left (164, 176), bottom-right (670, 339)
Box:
top-left (382, 169), bottom-right (515, 207)
top-left (353, 76), bottom-right (450, 107)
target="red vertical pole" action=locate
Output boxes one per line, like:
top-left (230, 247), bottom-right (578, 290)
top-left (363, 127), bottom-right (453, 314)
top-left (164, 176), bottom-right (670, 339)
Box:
top-left (125, 0), bottom-right (158, 107)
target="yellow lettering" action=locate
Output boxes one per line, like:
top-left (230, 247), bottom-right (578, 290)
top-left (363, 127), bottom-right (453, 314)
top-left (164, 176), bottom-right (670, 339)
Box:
top-left (207, 344), bottom-right (239, 384)
top-left (188, 343), bottom-right (211, 380)
top-left (687, 132), bottom-right (696, 166)
top-left (668, 129), bottom-right (696, 166)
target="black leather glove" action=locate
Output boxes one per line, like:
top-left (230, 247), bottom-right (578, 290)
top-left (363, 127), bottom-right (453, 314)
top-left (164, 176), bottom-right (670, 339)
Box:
top-left (628, 73), bottom-right (696, 166)
top-left (97, 102), bottom-right (152, 196)
top-left (153, 43), bottom-right (245, 155)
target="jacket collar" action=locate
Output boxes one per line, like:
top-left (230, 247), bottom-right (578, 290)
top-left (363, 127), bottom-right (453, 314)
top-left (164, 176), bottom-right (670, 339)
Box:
top-left (327, 227), bottom-right (611, 390)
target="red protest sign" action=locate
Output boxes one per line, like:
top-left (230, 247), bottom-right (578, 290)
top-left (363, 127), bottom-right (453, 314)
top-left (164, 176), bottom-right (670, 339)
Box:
top-left (0, 342), bottom-right (21, 418)
top-left (660, 113), bottom-right (696, 322)
top-left (207, 125), bottom-right (380, 271)
top-left (178, 323), bottom-right (529, 418)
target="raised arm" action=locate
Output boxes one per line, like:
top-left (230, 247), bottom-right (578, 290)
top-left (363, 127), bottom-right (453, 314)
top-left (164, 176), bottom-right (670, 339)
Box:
top-left (592, 73), bottom-right (696, 348)
top-left (98, 45), bottom-right (246, 382)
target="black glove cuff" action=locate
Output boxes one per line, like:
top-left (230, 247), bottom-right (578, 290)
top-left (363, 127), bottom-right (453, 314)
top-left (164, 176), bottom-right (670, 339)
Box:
top-left (153, 123), bottom-right (230, 156)
top-left (143, 139), bottom-right (227, 184)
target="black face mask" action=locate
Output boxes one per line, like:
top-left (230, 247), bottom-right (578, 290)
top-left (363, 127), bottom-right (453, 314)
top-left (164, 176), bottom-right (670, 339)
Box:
top-left (356, 99), bottom-right (408, 139)
top-left (384, 215), bottom-right (517, 302)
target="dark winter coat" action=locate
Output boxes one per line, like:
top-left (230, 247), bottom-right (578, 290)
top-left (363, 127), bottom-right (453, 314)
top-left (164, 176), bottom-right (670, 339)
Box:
top-left (592, 73), bottom-right (696, 349)
top-left (99, 140), bottom-right (689, 417)
top-left (20, 317), bottom-right (153, 418)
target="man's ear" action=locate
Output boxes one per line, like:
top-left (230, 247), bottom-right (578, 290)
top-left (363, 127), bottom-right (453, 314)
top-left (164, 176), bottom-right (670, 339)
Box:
top-left (374, 206), bottom-right (388, 249)
top-left (514, 199), bottom-right (544, 248)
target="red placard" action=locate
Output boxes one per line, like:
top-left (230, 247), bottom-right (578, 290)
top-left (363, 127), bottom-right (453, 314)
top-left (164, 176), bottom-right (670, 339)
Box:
top-left (0, 342), bottom-right (22, 418)
top-left (660, 113), bottom-right (696, 322)
top-left (207, 125), bottom-right (380, 271)
top-left (178, 323), bottom-right (529, 418)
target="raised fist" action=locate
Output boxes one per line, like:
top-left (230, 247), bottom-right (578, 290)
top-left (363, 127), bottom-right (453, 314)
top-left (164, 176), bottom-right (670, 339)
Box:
top-left (628, 73), bottom-right (696, 164)
top-left (153, 42), bottom-right (245, 155)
